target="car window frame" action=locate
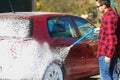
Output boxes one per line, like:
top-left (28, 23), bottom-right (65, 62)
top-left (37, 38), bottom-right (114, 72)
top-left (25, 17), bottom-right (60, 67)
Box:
top-left (70, 16), bottom-right (98, 40)
top-left (47, 16), bottom-right (78, 39)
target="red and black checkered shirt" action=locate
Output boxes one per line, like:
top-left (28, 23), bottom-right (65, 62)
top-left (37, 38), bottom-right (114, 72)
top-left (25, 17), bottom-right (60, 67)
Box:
top-left (97, 8), bottom-right (120, 58)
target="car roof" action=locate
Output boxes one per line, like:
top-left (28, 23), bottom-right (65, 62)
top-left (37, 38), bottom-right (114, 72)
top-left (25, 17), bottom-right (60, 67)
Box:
top-left (0, 12), bottom-right (76, 19)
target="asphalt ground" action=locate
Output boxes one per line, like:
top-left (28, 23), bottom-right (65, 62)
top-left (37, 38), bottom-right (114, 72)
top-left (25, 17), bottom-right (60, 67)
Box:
top-left (80, 75), bottom-right (101, 80)
top-left (80, 75), bottom-right (120, 80)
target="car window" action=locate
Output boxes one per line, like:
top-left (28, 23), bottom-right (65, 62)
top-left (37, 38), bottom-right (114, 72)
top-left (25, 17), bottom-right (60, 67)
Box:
top-left (47, 16), bottom-right (76, 38)
top-left (71, 16), bottom-right (97, 40)
top-left (0, 18), bottom-right (33, 38)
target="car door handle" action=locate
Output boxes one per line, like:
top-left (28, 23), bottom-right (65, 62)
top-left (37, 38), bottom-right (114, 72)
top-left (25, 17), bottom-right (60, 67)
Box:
top-left (81, 57), bottom-right (84, 59)
top-left (86, 44), bottom-right (89, 48)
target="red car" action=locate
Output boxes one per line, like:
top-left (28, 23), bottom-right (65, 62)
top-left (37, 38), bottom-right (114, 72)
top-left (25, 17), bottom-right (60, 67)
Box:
top-left (0, 12), bottom-right (99, 80)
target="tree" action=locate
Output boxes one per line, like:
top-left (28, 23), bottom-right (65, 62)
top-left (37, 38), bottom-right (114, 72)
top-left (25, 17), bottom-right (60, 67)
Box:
top-left (37, 0), bottom-right (95, 16)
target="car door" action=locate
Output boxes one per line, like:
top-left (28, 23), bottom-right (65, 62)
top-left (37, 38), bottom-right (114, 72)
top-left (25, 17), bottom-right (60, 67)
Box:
top-left (85, 38), bottom-right (99, 74)
top-left (70, 16), bottom-right (99, 77)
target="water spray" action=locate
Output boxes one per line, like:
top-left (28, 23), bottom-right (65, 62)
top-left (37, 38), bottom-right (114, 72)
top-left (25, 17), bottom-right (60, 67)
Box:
top-left (59, 27), bottom-right (95, 61)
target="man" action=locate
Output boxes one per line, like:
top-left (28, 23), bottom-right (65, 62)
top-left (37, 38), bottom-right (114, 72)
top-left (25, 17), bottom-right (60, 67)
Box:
top-left (96, 0), bottom-right (120, 80)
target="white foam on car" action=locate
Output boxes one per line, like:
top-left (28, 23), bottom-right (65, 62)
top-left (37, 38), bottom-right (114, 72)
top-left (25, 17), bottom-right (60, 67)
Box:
top-left (0, 18), bottom-right (55, 79)
top-left (0, 18), bottom-right (30, 38)
top-left (0, 18), bottom-right (69, 80)
top-left (0, 39), bottom-right (56, 80)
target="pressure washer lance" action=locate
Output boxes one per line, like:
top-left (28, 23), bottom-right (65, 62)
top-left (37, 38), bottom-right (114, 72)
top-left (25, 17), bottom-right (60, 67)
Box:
top-left (58, 27), bottom-right (95, 61)
top-left (72, 27), bottom-right (95, 46)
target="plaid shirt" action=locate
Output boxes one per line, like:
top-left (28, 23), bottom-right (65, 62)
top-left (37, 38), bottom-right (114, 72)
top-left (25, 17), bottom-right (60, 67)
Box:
top-left (97, 8), bottom-right (119, 58)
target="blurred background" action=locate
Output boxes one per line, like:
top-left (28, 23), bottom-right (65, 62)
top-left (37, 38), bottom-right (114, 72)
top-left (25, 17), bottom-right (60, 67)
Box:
top-left (36, 0), bottom-right (120, 27)
top-left (0, 0), bottom-right (120, 27)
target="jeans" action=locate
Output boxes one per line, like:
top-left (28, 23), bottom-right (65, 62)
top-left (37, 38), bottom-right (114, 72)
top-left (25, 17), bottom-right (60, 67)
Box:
top-left (99, 56), bottom-right (119, 80)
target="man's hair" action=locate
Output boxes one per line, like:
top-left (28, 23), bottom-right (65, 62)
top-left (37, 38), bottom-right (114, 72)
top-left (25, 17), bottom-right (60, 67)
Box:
top-left (96, 0), bottom-right (111, 8)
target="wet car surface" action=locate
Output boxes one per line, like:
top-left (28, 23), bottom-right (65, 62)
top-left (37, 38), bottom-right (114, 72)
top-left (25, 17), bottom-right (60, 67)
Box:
top-left (0, 12), bottom-right (99, 80)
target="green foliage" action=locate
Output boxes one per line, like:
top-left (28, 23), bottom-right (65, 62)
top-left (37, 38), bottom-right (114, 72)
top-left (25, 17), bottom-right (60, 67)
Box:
top-left (36, 0), bottom-right (120, 27)
top-left (113, 0), bottom-right (120, 13)
top-left (37, 0), bottom-right (95, 16)
top-left (36, 0), bottom-right (120, 15)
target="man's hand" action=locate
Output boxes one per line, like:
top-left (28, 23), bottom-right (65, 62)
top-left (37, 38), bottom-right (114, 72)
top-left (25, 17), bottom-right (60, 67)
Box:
top-left (105, 56), bottom-right (111, 62)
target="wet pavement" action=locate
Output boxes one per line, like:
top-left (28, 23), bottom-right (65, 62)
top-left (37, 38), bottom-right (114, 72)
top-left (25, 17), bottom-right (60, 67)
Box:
top-left (80, 75), bottom-right (120, 80)
top-left (80, 75), bottom-right (101, 80)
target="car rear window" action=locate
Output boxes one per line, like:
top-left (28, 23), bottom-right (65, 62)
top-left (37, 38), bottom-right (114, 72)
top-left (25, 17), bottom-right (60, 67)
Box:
top-left (0, 18), bottom-right (33, 38)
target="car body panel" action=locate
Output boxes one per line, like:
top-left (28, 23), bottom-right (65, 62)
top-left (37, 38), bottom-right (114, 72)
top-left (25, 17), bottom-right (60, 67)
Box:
top-left (0, 12), bottom-right (99, 80)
